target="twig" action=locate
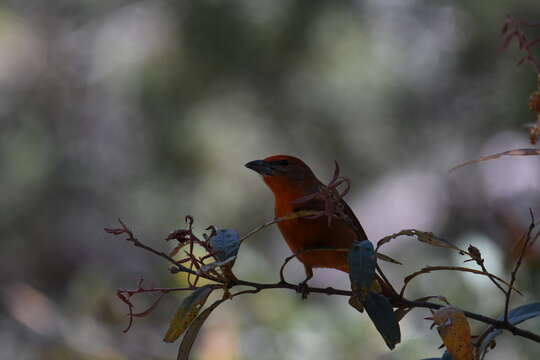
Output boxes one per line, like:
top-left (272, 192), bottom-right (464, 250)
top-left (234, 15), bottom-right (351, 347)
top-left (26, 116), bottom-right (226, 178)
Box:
top-left (105, 219), bottom-right (222, 283)
top-left (504, 209), bottom-right (536, 322)
top-left (400, 266), bottom-right (521, 298)
top-left (225, 280), bottom-right (540, 343)
top-left (239, 218), bottom-right (283, 245)
top-left (466, 245), bottom-right (508, 295)
top-left (239, 210), bottom-right (321, 245)
top-left (278, 247), bottom-right (349, 284)
top-left (107, 220), bottom-right (540, 344)
top-left (500, 15), bottom-right (540, 74)
top-left (394, 298), bottom-right (540, 343)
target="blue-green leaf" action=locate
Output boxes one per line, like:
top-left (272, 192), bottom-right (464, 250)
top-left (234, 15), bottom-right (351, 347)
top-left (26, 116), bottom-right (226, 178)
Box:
top-left (505, 302), bottom-right (540, 324)
top-left (348, 240), bottom-right (376, 304)
top-left (209, 229), bottom-right (240, 263)
top-left (364, 291), bottom-right (401, 350)
top-left (478, 302), bottom-right (540, 359)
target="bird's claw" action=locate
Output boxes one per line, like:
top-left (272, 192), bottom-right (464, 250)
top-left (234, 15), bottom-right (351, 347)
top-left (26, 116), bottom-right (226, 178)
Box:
top-left (297, 280), bottom-right (310, 299)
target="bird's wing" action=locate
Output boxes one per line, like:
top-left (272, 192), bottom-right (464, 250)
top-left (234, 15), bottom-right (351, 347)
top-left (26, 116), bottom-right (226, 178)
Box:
top-left (292, 192), bottom-right (368, 241)
top-left (341, 199), bottom-right (368, 240)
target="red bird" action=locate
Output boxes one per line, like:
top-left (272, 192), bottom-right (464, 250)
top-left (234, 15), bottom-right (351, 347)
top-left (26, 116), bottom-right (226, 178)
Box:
top-left (246, 155), bottom-right (369, 289)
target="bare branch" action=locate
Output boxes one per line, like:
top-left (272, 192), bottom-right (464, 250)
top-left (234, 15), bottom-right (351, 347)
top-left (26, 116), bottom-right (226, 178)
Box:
top-left (504, 209), bottom-right (536, 322)
top-left (400, 266), bottom-right (521, 298)
top-left (107, 219), bottom-right (540, 344)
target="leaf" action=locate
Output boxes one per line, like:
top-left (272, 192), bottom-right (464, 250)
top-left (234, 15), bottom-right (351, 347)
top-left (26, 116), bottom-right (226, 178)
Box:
top-left (197, 256), bottom-right (237, 275)
top-left (163, 285), bottom-right (214, 343)
top-left (375, 252), bottom-right (402, 265)
top-left (377, 230), bottom-right (464, 254)
top-left (449, 148), bottom-right (540, 172)
top-left (395, 296), bottom-right (449, 322)
top-left (349, 296), bottom-right (364, 313)
top-left (279, 210), bottom-right (321, 220)
top-left (364, 291), bottom-right (401, 350)
top-left (478, 302), bottom-right (540, 359)
top-left (177, 299), bottom-right (224, 360)
top-left (427, 306), bottom-right (473, 360)
top-left (209, 229), bottom-right (240, 263)
top-left (348, 240), bottom-right (377, 304)
top-left (413, 231), bottom-right (462, 252)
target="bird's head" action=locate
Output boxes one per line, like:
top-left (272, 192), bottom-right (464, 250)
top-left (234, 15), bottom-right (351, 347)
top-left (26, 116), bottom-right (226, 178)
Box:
top-left (245, 155), bottom-right (319, 196)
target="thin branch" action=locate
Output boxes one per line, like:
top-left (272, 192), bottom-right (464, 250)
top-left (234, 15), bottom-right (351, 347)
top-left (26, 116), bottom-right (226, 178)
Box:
top-left (239, 210), bottom-right (321, 245)
top-left (466, 245), bottom-right (508, 295)
top-left (105, 219), bottom-right (222, 283)
top-left (278, 247), bottom-right (349, 284)
top-left (107, 220), bottom-right (540, 344)
top-left (394, 298), bottom-right (540, 343)
top-left (225, 280), bottom-right (540, 344)
top-left (239, 218), bottom-right (282, 245)
top-left (106, 219), bottom-right (182, 268)
top-left (504, 209), bottom-right (536, 322)
top-left (400, 266), bottom-right (521, 298)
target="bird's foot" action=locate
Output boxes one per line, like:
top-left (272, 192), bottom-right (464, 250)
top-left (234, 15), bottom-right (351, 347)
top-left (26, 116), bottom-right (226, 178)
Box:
top-left (297, 280), bottom-right (310, 299)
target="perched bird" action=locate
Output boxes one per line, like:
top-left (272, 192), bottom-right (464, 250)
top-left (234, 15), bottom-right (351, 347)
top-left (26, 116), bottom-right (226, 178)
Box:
top-left (245, 155), bottom-right (370, 290)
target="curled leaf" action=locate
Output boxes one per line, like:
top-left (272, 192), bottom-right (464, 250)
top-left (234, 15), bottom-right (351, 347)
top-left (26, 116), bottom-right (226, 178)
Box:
top-left (377, 229), bottom-right (465, 254)
top-left (163, 285), bottom-right (214, 343)
top-left (427, 306), bottom-right (472, 360)
top-left (375, 252), bottom-right (402, 265)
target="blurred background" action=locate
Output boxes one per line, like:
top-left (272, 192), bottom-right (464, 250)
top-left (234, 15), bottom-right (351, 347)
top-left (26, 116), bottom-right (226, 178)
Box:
top-left (1, 0), bottom-right (540, 359)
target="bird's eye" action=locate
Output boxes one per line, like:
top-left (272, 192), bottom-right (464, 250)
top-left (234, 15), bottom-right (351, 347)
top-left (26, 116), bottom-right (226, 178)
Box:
top-left (270, 159), bottom-right (289, 166)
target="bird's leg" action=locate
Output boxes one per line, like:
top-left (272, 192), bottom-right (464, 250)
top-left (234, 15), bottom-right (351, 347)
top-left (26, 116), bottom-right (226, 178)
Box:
top-left (297, 266), bottom-right (313, 299)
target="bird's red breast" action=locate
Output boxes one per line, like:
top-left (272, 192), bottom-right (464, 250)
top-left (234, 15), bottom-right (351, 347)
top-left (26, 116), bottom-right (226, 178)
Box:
top-left (246, 155), bottom-right (368, 273)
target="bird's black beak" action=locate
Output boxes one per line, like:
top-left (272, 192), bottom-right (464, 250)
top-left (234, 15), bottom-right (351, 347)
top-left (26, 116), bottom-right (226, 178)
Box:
top-left (245, 160), bottom-right (277, 176)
